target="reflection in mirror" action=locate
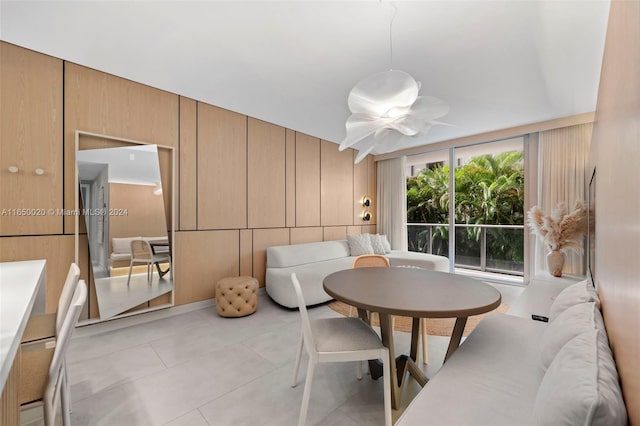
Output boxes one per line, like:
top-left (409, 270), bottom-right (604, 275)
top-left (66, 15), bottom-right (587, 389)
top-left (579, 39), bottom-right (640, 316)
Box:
top-left (77, 144), bottom-right (173, 320)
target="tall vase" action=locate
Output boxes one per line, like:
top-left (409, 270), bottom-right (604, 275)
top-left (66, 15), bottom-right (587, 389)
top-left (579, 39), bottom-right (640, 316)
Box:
top-left (547, 250), bottom-right (565, 277)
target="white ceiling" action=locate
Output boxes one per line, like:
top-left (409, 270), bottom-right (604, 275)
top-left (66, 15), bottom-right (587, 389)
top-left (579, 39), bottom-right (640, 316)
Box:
top-left (0, 1), bottom-right (610, 155)
top-left (77, 145), bottom-right (162, 186)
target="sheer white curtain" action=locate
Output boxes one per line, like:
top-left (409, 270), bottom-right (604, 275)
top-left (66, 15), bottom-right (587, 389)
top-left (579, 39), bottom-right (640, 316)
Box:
top-left (535, 123), bottom-right (592, 275)
top-left (377, 156), bottom-right (408, 250)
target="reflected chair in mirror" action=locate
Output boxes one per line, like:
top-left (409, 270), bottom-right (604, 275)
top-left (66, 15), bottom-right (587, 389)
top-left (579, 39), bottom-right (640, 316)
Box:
top-left (349, 255), bottom-right (391, 322)
top-left (397, 264), bottom-right (430, 365)
top-left (21, 279), bottom-right (87, 426)
top-left (127, 239), bottom-right (171, 286)
top-left (290, 273), bottom-right (391, 426)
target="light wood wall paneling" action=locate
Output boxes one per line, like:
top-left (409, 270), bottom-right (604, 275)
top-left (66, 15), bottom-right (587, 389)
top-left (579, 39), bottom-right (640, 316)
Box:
top-left (240, 229), bottom-right (253, 277)
top-left (197, 104), bottom-right (247, 230)
top-left (291, 227), bottom-right (323, 245)
top-left (321, 140), bottom-right (354, 226)
top-left (0, 346), bottom-right (19, 426)
top-left (0, 42), bottom-right (63, 236)
top-left (591, 1), bottom-right (640, 421)
top-left (363, 225), bottom-right (377, 234)
top-left (64, 63), bottom-right (179, 233)
top-left (174, 230), bottom-right (239, 306)
top-left (295, 133), bottom-right (321, 227)
top-left (367, 156), bottom-right (377, 225)
top-left (252, 228), bottom-right (289, 286)
top-left (347, 226), bottom-right (362, 236)
top-left (179, 97), bottom-right (197, 230)
top-left (0, 235), bottom-right (75, 313)
top-left (353, 151), bottom-right (368, 225)
top-left (323, 226), bottom-right (347, 241)
top-left (285, 129), bottom-right (296, 228)
top-left (247, 118), bottom-right (286, 229)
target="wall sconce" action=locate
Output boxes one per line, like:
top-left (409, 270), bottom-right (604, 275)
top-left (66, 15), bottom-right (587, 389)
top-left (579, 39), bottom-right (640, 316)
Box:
top-left (361, 195), bottom-right (371, 207)
top-left (8, 166), bottom-right (19, 173)
top-left (361, 210), bottom-right (372, 221)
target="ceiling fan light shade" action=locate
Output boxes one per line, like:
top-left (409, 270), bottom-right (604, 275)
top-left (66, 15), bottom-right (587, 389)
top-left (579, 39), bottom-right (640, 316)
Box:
top-left (341, 69), bottom-right (449, 163)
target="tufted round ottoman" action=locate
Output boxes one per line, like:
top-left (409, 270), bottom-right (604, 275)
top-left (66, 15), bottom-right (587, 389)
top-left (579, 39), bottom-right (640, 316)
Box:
top-left (215, 276), bottom-right (259, 317)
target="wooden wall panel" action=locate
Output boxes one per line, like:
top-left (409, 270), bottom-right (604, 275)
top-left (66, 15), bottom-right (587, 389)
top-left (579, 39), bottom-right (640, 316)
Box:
top-left (0, 347), bottom-right (19, 426)
top-left (0, 235), bottom-right (75, 313)
top-left (347, 226), bottom-right (362, 236)
top-left (109, 183), bottom-right (167, 239)
top-left (591, 1), bottom-right (640, 421)
top-left (285, 129), bottom-right (296, 228)
top-left (0, 42), bottom-right (63, 236)
top-left (240, 229), bottom-right (253, 277)
top-left (179, 97), bottom-right (197, 230)
top-left (367, 156), bottom-right (377, 225)
top-left (362, 225), bottom-right (377, 234)
top-left (321, 140), bottom-right (353, 226)
top-left (323, 226), bottom-right (347, 241)
top-left (252, 228), bottom-right (289, 286)
top-left (290, 227), bottom-right (323, 245)
top-left (64, 63), bottom-right (179, 233)
top-left (174, 230), bottom-right (239, 306)
top-left (197, 104), bottom-right (247, 229)
top-left (247, 118), bottom-right (286, 228)
top-left (295, 133), bottom-right (321, 227)
top-left (353, 151), bottom-right (368, 225)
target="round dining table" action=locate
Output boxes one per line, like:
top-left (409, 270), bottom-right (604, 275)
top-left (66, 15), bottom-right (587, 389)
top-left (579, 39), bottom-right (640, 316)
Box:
top-left (323, 267), bottom-right (502, 409)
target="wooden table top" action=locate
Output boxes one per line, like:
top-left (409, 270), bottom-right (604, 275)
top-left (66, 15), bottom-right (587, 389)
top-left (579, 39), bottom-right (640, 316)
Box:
top-left (323, 267), bottom-right (502, 318)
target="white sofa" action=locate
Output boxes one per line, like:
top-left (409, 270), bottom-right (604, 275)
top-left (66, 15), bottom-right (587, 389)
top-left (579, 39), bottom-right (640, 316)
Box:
top-left (397, 277), bottom-right (628, 426)
top-left (265, 240), bottom-right (449, 308)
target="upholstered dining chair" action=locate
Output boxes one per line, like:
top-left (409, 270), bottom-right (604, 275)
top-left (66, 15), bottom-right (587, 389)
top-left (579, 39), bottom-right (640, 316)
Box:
top-left (22, 280), bottom-right (87, 426)
top-left (350, 254), bottom-right (391, 321)
top-left (290, 273), bottom-right (391, 426)
top-left (127, 239), bottom-right (171, 286)
top-left (396, 264), bottom-right (430, 365)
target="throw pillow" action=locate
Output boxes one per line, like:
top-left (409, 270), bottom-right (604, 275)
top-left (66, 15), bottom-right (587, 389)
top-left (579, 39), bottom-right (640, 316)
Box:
top-left (534, 329), bottom-right (627, 426)
top-left (347, 234), bottom-right (374, 256)
top-left (549, 279), bottom-right (600, 321)
top-left (379, 234), bottom-right (392, 253)
top-left (540, 301), bottom-right (604, 370)
top-left (370, 234), bottom-right (387, 255)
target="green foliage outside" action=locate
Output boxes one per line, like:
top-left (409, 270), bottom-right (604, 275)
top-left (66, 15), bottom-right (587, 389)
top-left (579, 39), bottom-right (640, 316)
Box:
top-left (406, 151), bottom-right (525, 272)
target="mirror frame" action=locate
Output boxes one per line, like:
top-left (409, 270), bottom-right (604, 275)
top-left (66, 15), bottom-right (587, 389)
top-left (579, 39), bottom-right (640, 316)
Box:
top-left (74, 130), bottom-right (176, 324)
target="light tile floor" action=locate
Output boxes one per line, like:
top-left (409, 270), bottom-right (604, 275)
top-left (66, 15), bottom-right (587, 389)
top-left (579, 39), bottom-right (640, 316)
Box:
top-left (21, 282), bottom-right (522, 426)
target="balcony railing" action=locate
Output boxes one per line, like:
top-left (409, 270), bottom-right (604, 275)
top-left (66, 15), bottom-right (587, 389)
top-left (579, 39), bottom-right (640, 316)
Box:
top-left (408, 223), bottom-right (525, 277)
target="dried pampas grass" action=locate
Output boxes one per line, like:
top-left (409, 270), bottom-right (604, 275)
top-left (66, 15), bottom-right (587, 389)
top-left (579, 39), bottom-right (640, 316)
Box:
top-left (527, 200), bottom-right (587, 252)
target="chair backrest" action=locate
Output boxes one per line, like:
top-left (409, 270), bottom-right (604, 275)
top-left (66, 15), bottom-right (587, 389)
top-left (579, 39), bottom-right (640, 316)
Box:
top-left (291, 273), bottom-right (315, 355)
top-left (44, 279), bottom-right (86, 420)
top-left (55, 263), bottom-right (80, 335)
top-left (352, 254), bottom-right (390, 268)
top-left (130, 239), bottom-right (152, 260)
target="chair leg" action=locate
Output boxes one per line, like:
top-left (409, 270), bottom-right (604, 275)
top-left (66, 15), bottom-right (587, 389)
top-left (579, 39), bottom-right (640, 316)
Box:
top-left (126, 261), bottom-right (134, 286)
top-left (61, 369), bottom-right (71, 426)
top-left (298, 360), bottom-right (316, 426)
top-left (292, 333), bottom-right (304, 387)
top-left (356, 361), bottom-right (363, 380)
top-left (147, 263), bottom-right (152, 285)
top-left (421, 318), bottom-right (429, 365)
top-left (382, 350), bottom-right (392, 426)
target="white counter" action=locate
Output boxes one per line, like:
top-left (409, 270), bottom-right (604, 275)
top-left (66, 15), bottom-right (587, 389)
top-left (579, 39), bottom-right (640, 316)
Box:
top-left (0, 259), bottom-right (46, 393)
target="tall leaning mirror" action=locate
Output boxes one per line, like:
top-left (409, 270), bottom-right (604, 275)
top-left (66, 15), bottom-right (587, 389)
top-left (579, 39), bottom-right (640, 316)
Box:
top-left (74, 131), bottom-right (175, 322)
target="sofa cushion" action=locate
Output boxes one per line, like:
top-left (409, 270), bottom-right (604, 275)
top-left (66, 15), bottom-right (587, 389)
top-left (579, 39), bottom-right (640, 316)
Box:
top-left (386, 251), bottom-right (449, 272)
top-left (541, 301), bottom-right (604, 370)
top-left (266, 240), bottom-right (350, 268)
top-left (347, 234), bottom-right (374, 256)
top-left (397, 314), bottom-right (546, 426)
top-left (549, 279), bottom-right (600, 321)
top-left (534, 329), bottom-right (627, 426)
top-left (379, 234), bottom-right (392, 252)
top-left (369, 234), bottom-right (387, 255)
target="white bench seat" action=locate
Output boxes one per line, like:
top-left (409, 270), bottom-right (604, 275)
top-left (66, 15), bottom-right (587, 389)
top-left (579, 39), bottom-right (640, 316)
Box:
top-left (398, 313), bottom-right (546, 426)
